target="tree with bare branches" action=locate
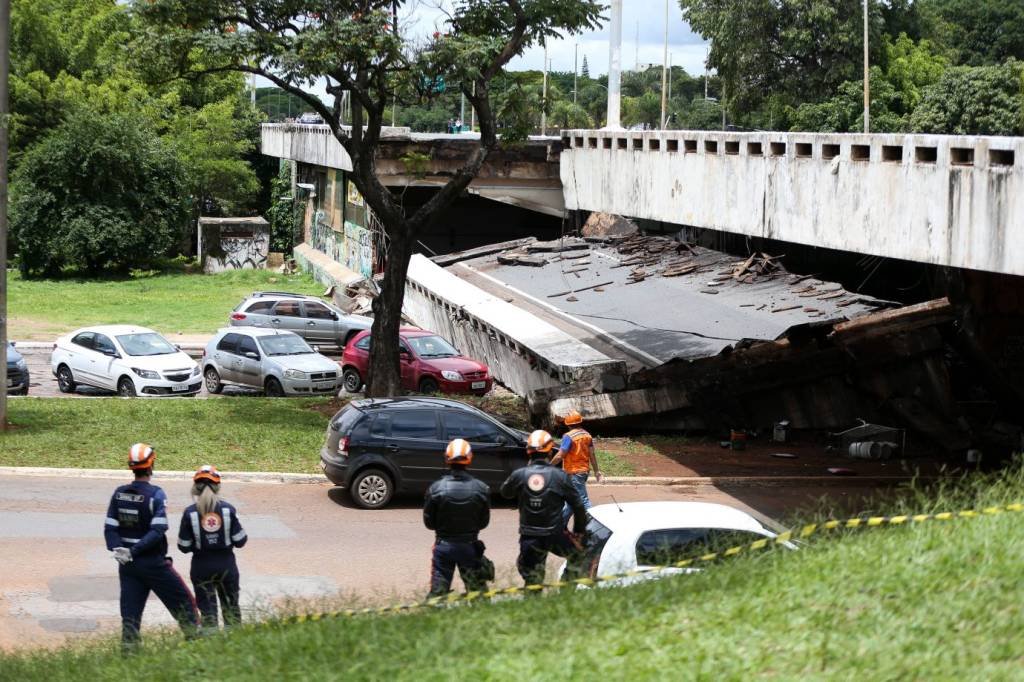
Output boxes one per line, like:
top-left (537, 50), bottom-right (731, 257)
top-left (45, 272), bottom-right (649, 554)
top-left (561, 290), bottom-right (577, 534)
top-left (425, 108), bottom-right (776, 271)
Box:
top-left (134, 1), bottom-right (603, 396)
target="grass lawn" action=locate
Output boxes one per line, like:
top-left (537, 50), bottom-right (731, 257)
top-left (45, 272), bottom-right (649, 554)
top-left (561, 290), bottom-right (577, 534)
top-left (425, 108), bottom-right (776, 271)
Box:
top-left (1, 398), bottom-right (330, 473)
top-left (2, 466), bottom-right (1021, 679)
top-left (0, 396), bottom-right (634, 475)
top-left (7, 269), bottom-right (323, 340)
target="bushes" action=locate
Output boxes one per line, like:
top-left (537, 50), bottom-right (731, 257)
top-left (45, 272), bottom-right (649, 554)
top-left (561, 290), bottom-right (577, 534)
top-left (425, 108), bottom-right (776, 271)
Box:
top-left (10, 109), bottom-right (187, 276)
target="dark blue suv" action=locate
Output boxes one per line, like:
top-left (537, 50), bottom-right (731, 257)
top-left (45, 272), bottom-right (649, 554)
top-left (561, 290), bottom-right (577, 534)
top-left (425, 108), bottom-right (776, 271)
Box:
top-left (320, 397), bottom-right (528, 509)
top-left (6, 341), bottom-right (29, 395)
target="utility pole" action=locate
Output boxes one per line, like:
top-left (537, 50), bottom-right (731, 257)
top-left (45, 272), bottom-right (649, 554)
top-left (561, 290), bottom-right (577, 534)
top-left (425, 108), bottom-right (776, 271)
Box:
top-left (635, 20), bottom-right (639, 72)
top-left (704, 45), bottom-right (709, 99)
top-left (606, 0), bottom-right (623, 128)
top-left (573, 43), bottom-right (579, 105)
top-left (470, 82), bottom-right (476, 132)
top-left (863, 0), bottom-right (870, 133)
top-left (0, 0), bottom-right (8, 430)
top-left (660, 0), bottom-right (669, 128)
top-left (459, 91), bottom-right (465, 131)
top-left (541, 44), bottom-right (548, 136)
top-left (667, 53), bottom-right (672, 124)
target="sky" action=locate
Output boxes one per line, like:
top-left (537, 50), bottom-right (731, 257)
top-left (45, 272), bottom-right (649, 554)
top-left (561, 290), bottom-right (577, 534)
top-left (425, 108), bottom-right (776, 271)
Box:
top-left (256, 1), bottom-right (709, 99)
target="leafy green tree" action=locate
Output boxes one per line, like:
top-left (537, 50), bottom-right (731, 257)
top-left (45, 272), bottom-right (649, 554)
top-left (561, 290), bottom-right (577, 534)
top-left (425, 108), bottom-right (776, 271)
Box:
top-left (551, 100), bottom-right (593, 128)
top-left (11, 110), bottom-right (187, 275)
top-left (923, 0), bottom-right (1024, 66)
top-left (679, 0), bottom-right (885, 122)
top-left (910, 61), bottom-right (1024, 135)
top-left (622, 91), bottom-right (661, 128)
top-left (267, 162), bottom-right (298, 253)
top-left (135, 0), bottom-right (603, 397)
top-left (255, 87), bottom-right (312, 121)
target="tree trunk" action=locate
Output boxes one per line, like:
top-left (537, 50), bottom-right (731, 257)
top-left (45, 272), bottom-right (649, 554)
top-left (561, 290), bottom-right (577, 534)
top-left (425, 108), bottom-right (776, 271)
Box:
top-left (365, 225), bottom-right (414, 397)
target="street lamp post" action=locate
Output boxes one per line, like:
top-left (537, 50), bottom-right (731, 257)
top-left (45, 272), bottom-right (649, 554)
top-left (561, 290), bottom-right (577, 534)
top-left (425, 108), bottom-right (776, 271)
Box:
top-left (863, 0), bottom-right (870, 133)
top-left (660, 0), bottom-right (669, 128)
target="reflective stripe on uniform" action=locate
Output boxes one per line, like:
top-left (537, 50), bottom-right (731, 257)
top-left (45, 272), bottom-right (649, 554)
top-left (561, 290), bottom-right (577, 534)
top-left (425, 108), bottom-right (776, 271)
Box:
top-left (190, 511), bottom-right (201, 545)
top-left (178, 538), bottom-right (193, 548)
top-left (223, 507), bottom-right (233, 547)
top-left (122, 537), bottom-right (139, 544)
top-left (105, 517), bottom-right (120, 527)
top-left (232, 529), bottom-right (247, 543)
top-left (151, 516), bottom-right (168, 527)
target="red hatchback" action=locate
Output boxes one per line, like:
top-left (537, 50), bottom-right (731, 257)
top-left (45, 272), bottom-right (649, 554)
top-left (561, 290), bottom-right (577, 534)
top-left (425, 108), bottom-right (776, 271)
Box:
top-left (341, 327), bottom-right (493, 396)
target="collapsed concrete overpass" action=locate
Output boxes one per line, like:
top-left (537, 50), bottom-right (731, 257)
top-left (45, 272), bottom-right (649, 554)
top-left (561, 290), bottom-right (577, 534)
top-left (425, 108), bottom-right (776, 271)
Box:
top-left (560, 129), bottom-right (1024, 277)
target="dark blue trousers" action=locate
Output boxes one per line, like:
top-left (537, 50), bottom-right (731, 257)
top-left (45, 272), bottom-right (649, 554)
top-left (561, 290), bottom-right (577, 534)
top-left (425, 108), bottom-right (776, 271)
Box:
top-left (517, 531), bottom-right (584, 588)
top-left (119, 556), bottom-right (198, 646)
top-left (192, 562), bottom-right (241, 629)
top-left (429, 539), bottom-right (487, 597)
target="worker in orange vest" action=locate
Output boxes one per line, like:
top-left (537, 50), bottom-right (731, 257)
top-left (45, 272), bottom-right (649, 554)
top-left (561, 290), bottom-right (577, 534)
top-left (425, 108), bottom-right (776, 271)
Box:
top-left (550, 410), bottom-right (603, 512)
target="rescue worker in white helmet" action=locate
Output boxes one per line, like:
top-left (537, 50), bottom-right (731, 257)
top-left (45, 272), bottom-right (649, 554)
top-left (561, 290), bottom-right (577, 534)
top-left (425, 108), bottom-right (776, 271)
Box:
top-left (423, 438), bottom-right (493, 598)
top-left (103, 443), bottom-right (199, 650)
top-left (500, 430), bottom-right (588, 590)
top-left (176, 465), bottom-right (248, 630)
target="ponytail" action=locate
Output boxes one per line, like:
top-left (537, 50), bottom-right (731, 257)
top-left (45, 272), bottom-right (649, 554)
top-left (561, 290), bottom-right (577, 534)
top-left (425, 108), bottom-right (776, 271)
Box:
top-left (192, 481), bottom-right (221, 517)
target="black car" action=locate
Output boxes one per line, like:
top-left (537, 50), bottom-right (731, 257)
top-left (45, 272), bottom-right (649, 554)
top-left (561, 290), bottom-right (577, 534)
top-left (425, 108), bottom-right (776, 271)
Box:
top-left (320, 397), bottom-right (529, 509)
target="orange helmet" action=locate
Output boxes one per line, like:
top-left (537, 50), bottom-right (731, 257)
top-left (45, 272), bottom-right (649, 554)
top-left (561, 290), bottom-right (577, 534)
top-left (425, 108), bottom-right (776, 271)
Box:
top-left (445, 438), bottom-right (473, 465)
top-left (562, 410), bottom-right (583, 426)
top-left (526, 429), bottom-right (555, 454)
top-left (193, 465), bottom-right (221, 486)
top-left (128, 443), bottom-right (155, 470)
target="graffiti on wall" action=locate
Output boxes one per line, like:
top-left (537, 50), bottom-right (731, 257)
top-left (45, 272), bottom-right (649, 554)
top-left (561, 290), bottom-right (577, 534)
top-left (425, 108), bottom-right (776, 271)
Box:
top-left (344, 221), bottom-right (373, 278)
top-left (311, 211), bottom-right (344, 264)
top-left (201, 221), bottom-right (270, 273)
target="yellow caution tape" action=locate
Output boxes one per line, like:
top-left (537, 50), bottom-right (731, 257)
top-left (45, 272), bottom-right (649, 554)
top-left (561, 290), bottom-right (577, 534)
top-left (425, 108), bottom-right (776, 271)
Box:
top-left (272, 501), bottom-right (1024, 625)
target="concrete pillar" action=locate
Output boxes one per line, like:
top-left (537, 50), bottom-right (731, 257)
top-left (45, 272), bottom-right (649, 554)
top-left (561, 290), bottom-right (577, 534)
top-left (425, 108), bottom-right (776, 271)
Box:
top-left (605, 0), bottom-right (622, 129)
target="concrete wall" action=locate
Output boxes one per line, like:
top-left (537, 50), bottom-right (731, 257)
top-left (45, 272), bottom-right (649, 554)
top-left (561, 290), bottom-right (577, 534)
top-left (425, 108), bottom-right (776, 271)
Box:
top-left (404, 255), bottom-right (626, 397)
top-left (561, 130), bottom-right (1024, 277)
top-left (262, 124), bottom-right (355, 171)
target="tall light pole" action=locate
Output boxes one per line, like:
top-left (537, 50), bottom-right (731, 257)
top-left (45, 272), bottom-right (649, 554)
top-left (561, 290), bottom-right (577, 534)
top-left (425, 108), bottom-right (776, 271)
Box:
top-left (660, 0), bottom-right (669, 128)
top-left (541, 44), bottom-right (549, 136)
top-left (863, 0), bottom-right (870, 133)
top-left (606, 0), bottom-right (622, 128)
top-left (573, 42), bottom-right (579, 106)
top-left (0, 0), bottom-right (8, 430)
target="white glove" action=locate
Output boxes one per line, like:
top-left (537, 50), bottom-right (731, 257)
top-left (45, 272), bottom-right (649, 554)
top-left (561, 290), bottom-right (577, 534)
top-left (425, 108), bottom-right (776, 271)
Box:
top-left (112, 547), bottom-right (133, 565)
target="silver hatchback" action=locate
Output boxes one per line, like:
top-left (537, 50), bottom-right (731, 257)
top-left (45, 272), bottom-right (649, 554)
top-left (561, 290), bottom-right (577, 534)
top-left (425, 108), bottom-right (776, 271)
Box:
top-left (203, 328), bottom-right (344, 397)
top-left (230, 291), bottom-right (371, 349)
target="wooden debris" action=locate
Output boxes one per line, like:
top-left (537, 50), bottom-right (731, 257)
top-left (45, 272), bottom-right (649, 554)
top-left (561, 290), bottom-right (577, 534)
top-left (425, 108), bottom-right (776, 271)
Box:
top-left (835, 298), bottom-right (856, 307)
top-left (798, 290), bottom-right (822, 298)
top-left (566, 296), bottom-right (578, 302)
top-left (757, 304), bottom-right (767, 311)
top-left (790, 286), bottom-right (815, 294)
top-left (547, 280), bottom-right (614, 298)
top-left (803, 307), bottom-right (821, 313)
top-left (593, 287), bottom-right (605, 292)
top-left (771, 304), bottom-right (801, 313)
top-left (732, 253), bottom-right (757, 280)
top-left (739, 303), bottom-right (755, 307)
top-left (497, 252), bottom-right (547, 267)
top-left (700, 289), bottom-right (720, 295)
top-left (817, 290), bottom-right (845, 300)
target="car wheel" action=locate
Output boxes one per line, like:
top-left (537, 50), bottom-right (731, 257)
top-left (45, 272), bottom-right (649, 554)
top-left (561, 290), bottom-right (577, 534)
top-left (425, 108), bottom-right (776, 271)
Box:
top-left (204, 367), bottom-right (224, 394)
top-left (342, 367), bottom-right (362, 393)
top-left (350, 468), bottom-right (394, 509)
top-left (56, 365), bottom-right (76, 393)
top-left (13, 388), bottom-right (28, 396)
top-left (117, 377), bottom-right (137, 398)
top-left (418, 376), bottom-right (440, 394)
top-left (264, 377), bottom-right (285, 397)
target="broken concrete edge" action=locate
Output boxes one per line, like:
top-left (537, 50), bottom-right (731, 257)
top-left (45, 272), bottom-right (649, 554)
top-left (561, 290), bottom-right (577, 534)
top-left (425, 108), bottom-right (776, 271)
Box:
top-left (0, 466), bottom-right (931, 487)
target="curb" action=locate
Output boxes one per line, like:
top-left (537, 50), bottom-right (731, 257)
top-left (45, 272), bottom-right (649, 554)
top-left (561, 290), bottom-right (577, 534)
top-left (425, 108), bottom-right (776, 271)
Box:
top-left (0, 467), bottom-right (927, 486)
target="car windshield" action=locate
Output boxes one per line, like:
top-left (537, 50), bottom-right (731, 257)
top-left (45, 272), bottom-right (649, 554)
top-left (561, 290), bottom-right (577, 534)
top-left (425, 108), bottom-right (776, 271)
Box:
top-left (258, 334), bottom-right (315, 356)
top-left (116, 333), bottom-right (177, 357)
top-left (407, 335), bottom-right (459, 358)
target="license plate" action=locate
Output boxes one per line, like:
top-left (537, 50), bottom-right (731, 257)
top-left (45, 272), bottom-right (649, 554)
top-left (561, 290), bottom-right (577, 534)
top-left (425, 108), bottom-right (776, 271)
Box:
top-left (471, 381), bottom-right (486, 389)
top-left (172, 384), bottom-right (189, 392)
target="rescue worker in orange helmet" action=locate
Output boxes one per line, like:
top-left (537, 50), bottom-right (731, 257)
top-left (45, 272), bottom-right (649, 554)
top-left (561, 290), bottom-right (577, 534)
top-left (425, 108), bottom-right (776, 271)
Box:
top-left (500, 430), bottom-right (588, 590)
top-left (177, 465), bottom-right (248, 631)
top-left (423, 439), bottom-right (493, 597)
top-left (103, 443), bottom-right (199, 650)
top-left (550, 410), bottom-right (602, 516)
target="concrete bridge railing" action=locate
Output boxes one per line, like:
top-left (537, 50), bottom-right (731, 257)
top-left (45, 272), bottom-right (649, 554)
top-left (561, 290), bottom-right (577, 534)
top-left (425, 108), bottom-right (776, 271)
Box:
top-left (560, 129), bottom-right (1024, 277)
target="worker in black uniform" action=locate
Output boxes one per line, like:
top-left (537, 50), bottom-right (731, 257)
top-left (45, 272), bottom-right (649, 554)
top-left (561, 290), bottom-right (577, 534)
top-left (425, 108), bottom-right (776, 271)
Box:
top-left (500, 429), bottom-right (589, 590)
top-left (423, 438), bottom-right (493, 598)
top-left (103, 443), bottom-right (199, 650)
top-left (177, 465), bottom-right (248, 631)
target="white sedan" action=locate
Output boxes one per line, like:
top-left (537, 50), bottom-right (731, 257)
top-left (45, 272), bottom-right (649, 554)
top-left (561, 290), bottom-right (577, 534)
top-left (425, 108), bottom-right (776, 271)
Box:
top-left (560, 501), bottom-right (795, 585)
top-left (51, 325), bottom-right (201, 397)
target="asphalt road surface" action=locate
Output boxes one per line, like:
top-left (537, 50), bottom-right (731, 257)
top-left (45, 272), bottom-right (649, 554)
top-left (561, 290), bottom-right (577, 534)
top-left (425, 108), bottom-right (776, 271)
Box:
top-left (0, 473), bottom-right (770, 651)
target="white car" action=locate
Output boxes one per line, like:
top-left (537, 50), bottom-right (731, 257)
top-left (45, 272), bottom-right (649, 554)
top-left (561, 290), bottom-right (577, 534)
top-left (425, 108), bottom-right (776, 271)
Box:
top-left (559, 501), bottom-right (795, 586)
top-left (51, 325), bottom-right (201, 397)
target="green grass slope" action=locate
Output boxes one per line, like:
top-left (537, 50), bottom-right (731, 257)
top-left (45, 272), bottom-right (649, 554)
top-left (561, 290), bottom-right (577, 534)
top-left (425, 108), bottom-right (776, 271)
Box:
top-left (3, 467), bottom-right (1023, 680)
top-left (8, 269), bottom-right (323, 339)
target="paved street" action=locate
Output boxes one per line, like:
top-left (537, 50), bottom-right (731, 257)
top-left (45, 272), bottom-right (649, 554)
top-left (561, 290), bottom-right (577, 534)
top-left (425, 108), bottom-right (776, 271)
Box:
top-left (0, 473), bottom-right (768, 651)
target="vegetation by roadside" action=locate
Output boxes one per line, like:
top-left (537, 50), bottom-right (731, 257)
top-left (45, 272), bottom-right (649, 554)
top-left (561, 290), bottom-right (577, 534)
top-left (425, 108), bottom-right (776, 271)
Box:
top-left (3, 462), bottom-right (1021, 679)
top-left (7, 269), bottom-right (323, 340)
top-left (0, 395), bottom-right (635, 476)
